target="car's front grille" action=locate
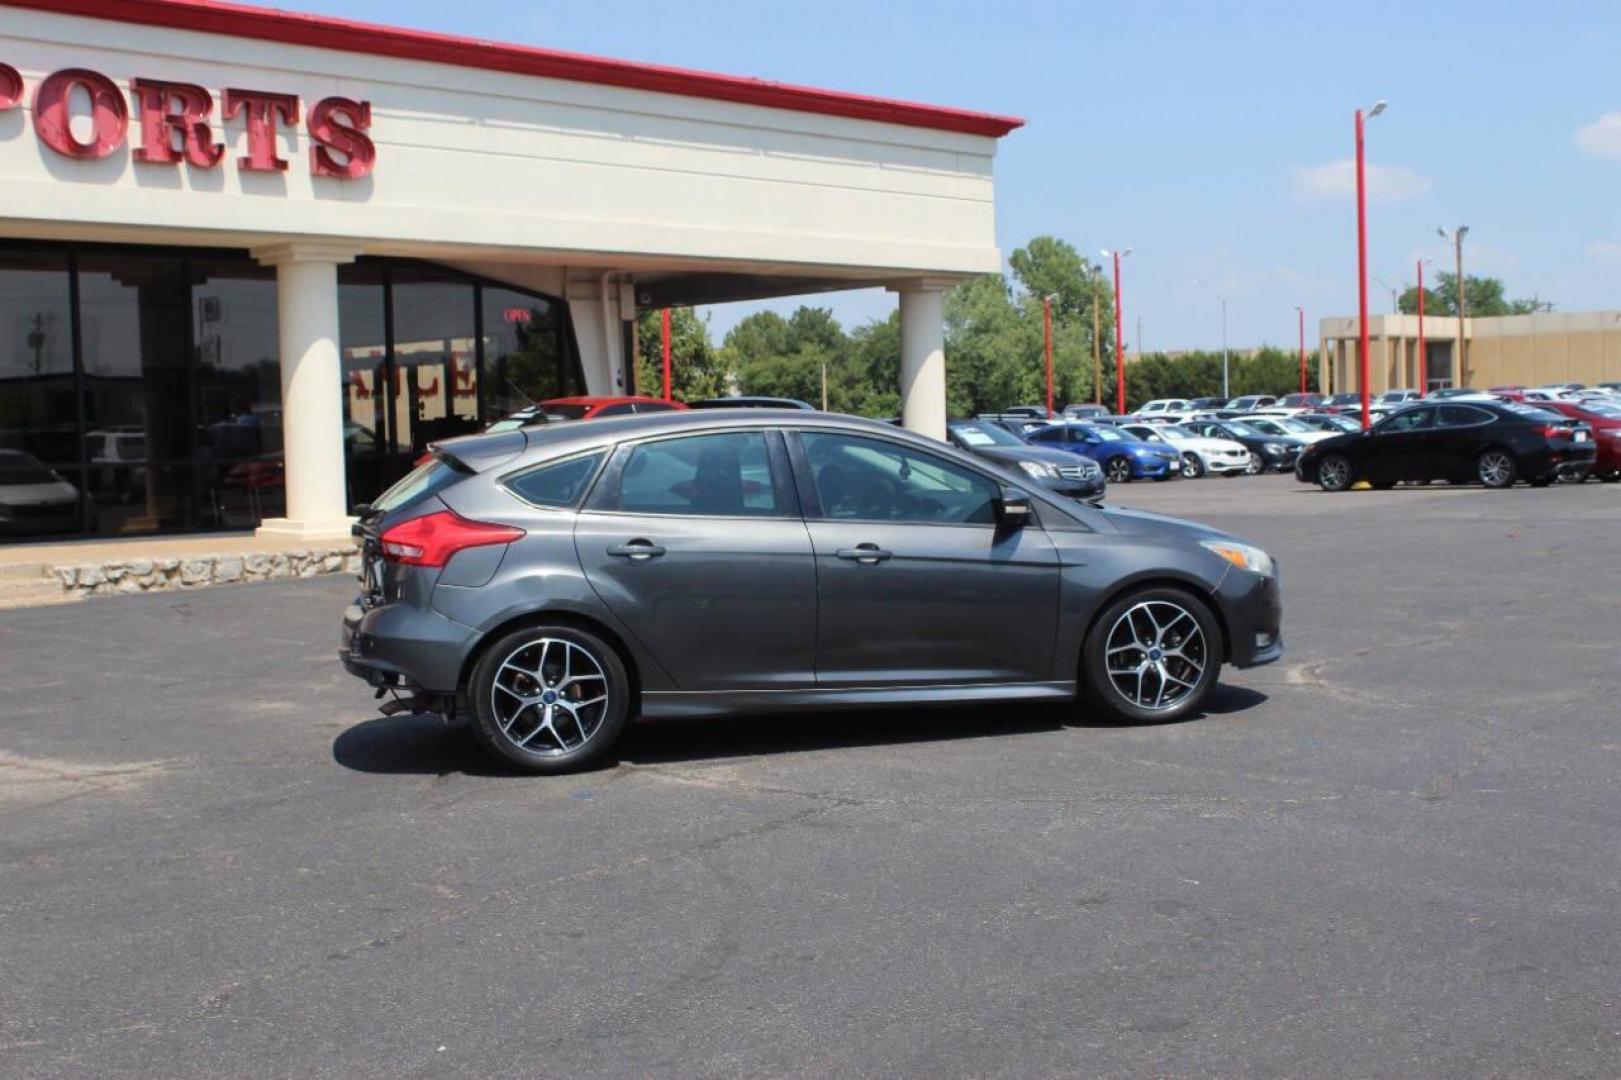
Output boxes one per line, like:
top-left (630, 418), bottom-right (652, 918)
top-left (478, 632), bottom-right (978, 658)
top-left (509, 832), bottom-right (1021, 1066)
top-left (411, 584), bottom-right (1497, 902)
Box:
top-left (1057, 464), bottom-right (1098, 481)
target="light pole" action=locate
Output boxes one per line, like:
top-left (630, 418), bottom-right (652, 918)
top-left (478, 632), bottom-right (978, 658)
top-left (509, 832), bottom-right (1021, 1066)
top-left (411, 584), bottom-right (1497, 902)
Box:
top-left (1090, 274), bottom-right (1103, 404)
top-left (1042, 292), bottom-right (1058, 417)
top-left (1102, 248), bottom-right (1131, 413)
top-left (660, 308), bottom-right (673, 402)
top-left (1295, 306), bottom-right (1307, 394)
top-left (1438, 225), bottom-right (1469, 386)
top-left (1355, 99), bottom-right (1387, 430)
top-left (1372, 276), bottom-right (1399, 313)
top-left (1416, 257), bottom-right (1432, 392)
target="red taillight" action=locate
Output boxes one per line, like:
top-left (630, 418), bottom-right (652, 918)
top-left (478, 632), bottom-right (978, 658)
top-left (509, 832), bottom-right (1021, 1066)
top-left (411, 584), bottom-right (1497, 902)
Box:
top-left (378, 511), bottom-right (525, 568)
top-left (1538, 423), bottom-right (1568, 439)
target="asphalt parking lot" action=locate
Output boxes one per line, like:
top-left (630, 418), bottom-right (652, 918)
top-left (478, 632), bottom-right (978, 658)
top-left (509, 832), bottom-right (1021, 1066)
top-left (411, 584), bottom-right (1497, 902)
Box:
top-left (2, 474), bottom-right (1618, 1078)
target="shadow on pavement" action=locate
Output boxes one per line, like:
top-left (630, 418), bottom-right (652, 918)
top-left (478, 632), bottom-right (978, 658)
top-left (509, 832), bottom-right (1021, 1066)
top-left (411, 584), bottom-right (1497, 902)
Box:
top-left (332, 684), bottom-right (1267, 776)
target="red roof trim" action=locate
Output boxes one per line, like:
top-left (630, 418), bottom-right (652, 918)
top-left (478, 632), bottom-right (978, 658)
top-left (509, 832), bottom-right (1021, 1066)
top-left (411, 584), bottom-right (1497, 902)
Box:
top-left (6, 0), bottom-right (1024, 137)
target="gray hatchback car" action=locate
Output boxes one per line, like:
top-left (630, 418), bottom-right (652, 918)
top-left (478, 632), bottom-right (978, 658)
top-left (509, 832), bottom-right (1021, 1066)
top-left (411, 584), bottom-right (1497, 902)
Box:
top-left (341, 411), bottom-right (1282, 773)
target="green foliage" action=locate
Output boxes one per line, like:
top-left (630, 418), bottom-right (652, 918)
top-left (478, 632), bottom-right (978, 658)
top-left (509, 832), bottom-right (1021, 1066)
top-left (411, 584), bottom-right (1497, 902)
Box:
top-left (1397, 273), bottom-right (1551, 318)
top-left (722, 307), bottom-right (900, 415)
top-left (1122, 347), bottom-right (1319, 406)
top-left (633, 307), bottom-right (730, 401)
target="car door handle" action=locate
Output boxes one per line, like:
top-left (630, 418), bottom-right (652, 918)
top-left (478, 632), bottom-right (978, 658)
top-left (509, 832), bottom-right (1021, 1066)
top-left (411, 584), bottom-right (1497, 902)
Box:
top-left (607, 540), bottom-right (666, 561)
top-left (836, 543), bottom-right (892, 565)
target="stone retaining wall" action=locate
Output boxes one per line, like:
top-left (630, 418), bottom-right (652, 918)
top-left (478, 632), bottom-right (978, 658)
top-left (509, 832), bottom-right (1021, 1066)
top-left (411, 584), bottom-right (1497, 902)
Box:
top-left (50, 545), bottom-right (362, 597)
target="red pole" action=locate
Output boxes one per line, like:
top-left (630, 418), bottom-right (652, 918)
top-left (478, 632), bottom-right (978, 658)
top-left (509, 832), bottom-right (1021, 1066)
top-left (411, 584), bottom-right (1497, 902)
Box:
top-left (1355, 108), bottom-right (1372, 431)
top-left (1416, 259), bottom-right (1426, 393)
top-left (1043, 295), bottom-right (1054, 417)
top-left (660, 308), bottom-right (672, 402)
top-left (1297, 307), bottom-right (1307, 394)
top-left (1112, 251), bottom-right (1126, 414)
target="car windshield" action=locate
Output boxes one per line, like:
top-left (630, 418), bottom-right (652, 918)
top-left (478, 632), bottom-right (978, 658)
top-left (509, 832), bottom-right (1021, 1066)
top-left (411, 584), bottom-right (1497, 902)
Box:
top-left (1087, 426), bottom-right (1125, 441)
top-left (1222, 421), bottom-right (1264, 438)
top-left (1272, 419), bottom-right (1315, 433)
top-left (950, 422), bottom-right (1022, 448)
top-left (538, 403), bottom-right (591, 420)
top-left (1156, 424), bottom-right (1195, 438)
top-left (1582, 403), bottom-right (1621, 418)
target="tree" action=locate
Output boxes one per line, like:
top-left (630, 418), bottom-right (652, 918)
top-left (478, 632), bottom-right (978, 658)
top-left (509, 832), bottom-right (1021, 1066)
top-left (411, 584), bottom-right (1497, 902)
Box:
top-left (1397, 273), bottom-right (1551, 318)
top-left (632, 307), bottom-right (729, 401)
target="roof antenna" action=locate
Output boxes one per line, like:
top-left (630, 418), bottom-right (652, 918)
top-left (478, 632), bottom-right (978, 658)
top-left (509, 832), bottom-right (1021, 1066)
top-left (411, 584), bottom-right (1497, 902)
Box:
top-left (504, 377), bottom-right (547, 423)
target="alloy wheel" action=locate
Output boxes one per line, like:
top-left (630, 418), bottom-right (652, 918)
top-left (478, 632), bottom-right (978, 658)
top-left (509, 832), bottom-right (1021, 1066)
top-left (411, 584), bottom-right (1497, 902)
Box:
top-left (1181, 453), bottom-right (1204, 479)
top-left (1106, 457), bottom-right (1133, 483)
top-left (1318, 456), bottom-right (1351, 491)
top-left (490, 637), bottom-right (610, 756)
top-left (1478, 450), bottom-right (1515, 488)
top-left (1245, 452), bottom-right (1264, 475)
top-left (1103, 600), bottom-right (1207, 712)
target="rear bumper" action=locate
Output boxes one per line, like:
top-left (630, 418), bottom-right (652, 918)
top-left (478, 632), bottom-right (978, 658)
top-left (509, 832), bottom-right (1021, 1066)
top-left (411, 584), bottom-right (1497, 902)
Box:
top-left (339, 597), bottom-right (478, 694)
top-left (1215, 569), bottom-right (1283, 669)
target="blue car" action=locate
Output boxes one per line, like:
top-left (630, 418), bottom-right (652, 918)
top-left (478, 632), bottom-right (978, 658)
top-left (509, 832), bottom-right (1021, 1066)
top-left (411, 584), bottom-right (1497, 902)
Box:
top-left (1027, 422), bottom-right (1182, 483)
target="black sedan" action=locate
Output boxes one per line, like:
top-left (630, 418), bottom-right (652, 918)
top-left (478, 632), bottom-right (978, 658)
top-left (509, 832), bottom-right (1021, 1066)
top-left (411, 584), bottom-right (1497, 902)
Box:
top-left (947, 419), bottom-right (1105, 502)
top-left (1182, 418), bottom-right (1307, 474)
top-left (1297, 401), bottom-right (1597, 490)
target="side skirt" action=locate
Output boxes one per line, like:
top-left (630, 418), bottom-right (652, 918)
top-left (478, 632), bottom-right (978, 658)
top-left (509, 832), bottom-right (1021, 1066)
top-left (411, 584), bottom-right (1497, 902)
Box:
top-left (640, 681), bottom-right (1077, 720)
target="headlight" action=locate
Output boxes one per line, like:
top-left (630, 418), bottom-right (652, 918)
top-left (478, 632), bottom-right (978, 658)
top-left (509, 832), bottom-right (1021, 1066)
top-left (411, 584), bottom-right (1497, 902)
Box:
top-left (1264, 442), bottom-right (1289, 455)
top-left (1200, 539), bottom-right (1276, 576)
top-left (1017, 460), bottom-right (1057, 480)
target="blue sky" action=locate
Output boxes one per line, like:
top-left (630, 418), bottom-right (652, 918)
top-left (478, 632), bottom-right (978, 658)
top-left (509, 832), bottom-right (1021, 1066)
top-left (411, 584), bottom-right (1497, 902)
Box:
top-left (288, 0), bottom-right (1617, 350)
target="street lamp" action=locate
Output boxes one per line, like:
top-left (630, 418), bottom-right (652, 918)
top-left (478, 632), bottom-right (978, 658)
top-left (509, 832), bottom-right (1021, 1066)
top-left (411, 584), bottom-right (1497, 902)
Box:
top-left (660, 308), bottom-right (673, 402)
top-left (1101, 248), bottom-right (1131, 413)
top-left (1295, 306), bottom-right (1307, 394)
top-left (1372, 275), bottom-right (1399, 313)
top-left (1355, 98), bottom-right (1387, 430)
top-left (1042, 292), bottom-right (1059, 418)
top-left (1438, 225), bottom-right (1469, 385)
top-left (1416, 257), bottom-right (1433, 392)
top-left (1191, 278), bottom-right (1229, 399)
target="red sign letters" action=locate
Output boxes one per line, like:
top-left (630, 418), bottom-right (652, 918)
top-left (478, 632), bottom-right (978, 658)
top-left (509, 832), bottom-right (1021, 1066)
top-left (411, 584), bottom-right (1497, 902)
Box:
top-left (0, 62), bottom-right (374, 178)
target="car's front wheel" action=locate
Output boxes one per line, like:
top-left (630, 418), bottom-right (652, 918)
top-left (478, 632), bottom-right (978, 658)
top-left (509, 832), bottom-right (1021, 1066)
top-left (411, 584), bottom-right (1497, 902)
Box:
top-left (1244, 451), bottom-right (1265, 475)
top-left (1181, 452), bottom-right (1204, 479)
top-left (1105, 456), bottom-right (1133, 483)
top-left (1316, 454), bottom-right (1352, 491)
top-left (1082, 588), bottom-right (1221, 724)
top-left (468, 624), bottom-right (632, 774)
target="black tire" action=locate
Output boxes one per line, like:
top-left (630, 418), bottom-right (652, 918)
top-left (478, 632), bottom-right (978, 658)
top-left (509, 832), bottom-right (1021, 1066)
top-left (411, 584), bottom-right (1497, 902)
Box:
top-left (1478, 448), bottom-right (1517, 488)
top-left (1530, 476), bottom-right (1553, 488)
top-left (1105, 456), bottom-right (1133, 484)
top-left (1370, 480), bottom-right (1396, 490)
top-left (1181, 452), bottom-right (1204, 479)
top-left (1244, 451), bottom-right (1264, 475)
top-left (1081, 587), bottom-right (1222, 724)
top-left (1316, 454), bottom-right (1353, 492)
top-left (468, 624), bottom-right (632, 774)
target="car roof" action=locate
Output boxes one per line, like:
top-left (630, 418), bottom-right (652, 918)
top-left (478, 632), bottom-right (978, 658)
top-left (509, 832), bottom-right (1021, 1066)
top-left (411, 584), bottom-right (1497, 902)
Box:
top-left (538, 395), bottom-right (670, 406)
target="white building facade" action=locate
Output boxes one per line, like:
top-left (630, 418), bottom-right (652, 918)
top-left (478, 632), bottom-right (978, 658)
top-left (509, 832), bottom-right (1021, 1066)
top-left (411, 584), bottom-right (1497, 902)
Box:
top-left (0, 0), bottom-right (1018, 542)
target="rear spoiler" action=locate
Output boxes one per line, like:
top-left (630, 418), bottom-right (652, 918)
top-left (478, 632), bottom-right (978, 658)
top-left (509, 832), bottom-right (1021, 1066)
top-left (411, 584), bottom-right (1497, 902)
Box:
top-left (429, 429), bottom-right (528, 474)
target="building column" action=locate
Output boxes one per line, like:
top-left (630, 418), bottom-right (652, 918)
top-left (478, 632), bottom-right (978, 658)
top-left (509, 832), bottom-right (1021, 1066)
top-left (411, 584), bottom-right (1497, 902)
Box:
top-left (889, 279), bottom-right (952, 441)
top-left (252, 242), bottom-right (359, 541)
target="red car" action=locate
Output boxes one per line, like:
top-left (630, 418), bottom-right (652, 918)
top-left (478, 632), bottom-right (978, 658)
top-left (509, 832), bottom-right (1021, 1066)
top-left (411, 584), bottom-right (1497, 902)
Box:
top-left (1537, 400), bottom-right (1621, 480)
top-left (482, 395), bottom-right (687, 433)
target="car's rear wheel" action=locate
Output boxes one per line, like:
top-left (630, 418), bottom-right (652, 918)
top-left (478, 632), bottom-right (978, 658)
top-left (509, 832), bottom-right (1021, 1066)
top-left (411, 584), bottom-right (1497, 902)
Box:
top-left (1082, 588), bottom-right (1221, 724)
top-left (1105, 456), bottom-right (1133, 483)
top-left (1244, 451), bottom-right (1264, 475)
top-left (1181, 452), bottom-right (1204, 479)
top-left (1316, 454), bottom-right (1352, 492)
top-left (469, 625), bottom-right (631, 774)
top-left (1478, 449), bottom-right (1517, 488)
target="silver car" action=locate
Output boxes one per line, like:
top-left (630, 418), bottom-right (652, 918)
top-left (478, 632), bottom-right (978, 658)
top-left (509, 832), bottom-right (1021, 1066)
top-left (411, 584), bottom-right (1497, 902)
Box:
top-left (341, 411), bottom-right (1283, 773)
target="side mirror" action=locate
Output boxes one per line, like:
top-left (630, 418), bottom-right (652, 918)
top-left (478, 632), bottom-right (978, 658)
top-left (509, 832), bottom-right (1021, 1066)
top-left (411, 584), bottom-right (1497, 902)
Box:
top-left (996, 486), bottom-right (1032, 528)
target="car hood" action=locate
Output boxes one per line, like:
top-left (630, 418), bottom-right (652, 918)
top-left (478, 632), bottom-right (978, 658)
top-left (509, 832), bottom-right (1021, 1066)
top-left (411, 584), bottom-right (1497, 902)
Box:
top-left (975, 445), bottom-right (1091, 468)
top-left (1094, 505), bottom-right (1232, 543)
top-left (1175, 436), bottom-right (1247, 453)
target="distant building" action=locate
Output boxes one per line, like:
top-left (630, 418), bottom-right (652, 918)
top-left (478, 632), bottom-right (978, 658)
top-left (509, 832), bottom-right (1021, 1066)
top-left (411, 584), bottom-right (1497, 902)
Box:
top-left (1318, 311), bottom-right (1621, 393)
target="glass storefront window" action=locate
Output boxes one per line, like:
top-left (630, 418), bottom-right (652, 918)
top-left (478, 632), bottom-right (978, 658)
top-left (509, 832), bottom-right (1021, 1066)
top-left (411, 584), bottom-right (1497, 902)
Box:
top-left (390, 268), bottom-right (479, 457)
top-left (480, 285), bottom-right (573, 419)
top-left (0, 245), bottom-right (575, 542)
top-left (0, 249), bottom-right (84, 539)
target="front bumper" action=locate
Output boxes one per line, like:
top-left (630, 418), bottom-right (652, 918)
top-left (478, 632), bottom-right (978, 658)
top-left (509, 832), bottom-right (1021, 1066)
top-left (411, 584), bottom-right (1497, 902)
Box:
top-left (1040, 475), bottom-right (1106, 501)
top-left (1215, 568), bottom-right (1283, 668)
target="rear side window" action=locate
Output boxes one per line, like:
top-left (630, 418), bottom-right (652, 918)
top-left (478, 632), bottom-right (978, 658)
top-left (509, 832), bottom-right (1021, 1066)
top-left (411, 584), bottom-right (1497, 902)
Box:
top-left (505, 452), bottom-right (605, 508)
top-left (1438, 405), bottom-right (1493, 428)
top-left (371, 457), bottom-right (464, 514)
top-left (616, 432), bottom-right (781, 516)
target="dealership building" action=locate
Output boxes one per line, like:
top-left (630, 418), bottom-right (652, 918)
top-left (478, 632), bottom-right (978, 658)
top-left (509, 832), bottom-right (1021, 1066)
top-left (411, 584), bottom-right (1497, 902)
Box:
top-left (1318, 310), bottom-right (1621, 396)
top-left (0, 0), bottom-right (1020, 543)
